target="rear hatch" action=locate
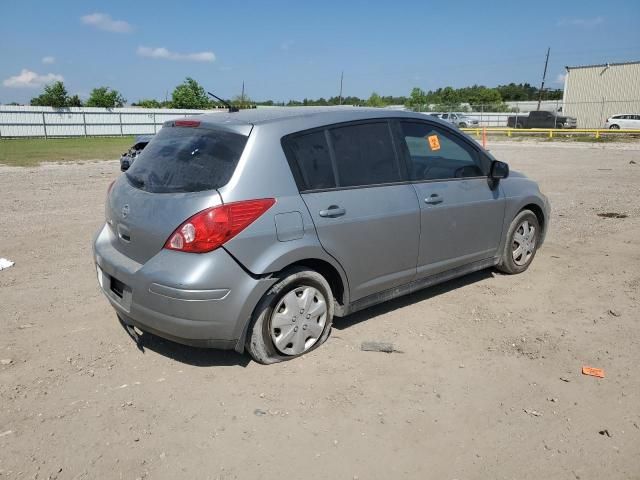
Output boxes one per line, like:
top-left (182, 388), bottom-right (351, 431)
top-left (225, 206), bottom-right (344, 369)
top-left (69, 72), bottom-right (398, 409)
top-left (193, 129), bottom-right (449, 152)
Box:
top-left (107, 122), bottom-right (251, 264)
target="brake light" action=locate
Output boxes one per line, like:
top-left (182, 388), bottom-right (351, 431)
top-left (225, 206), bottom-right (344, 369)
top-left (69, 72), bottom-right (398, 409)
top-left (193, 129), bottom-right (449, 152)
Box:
top-left (175, 120), bottom-right (200, 127)
top-left (164, 199), bottom-right (276, 253)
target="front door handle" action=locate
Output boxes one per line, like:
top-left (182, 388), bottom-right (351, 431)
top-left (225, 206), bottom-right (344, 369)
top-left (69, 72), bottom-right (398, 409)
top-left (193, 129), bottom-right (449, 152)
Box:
top-left (424, 194), bottom-right (443, 205)
top-left (319, 206), bottom-right (346, 218)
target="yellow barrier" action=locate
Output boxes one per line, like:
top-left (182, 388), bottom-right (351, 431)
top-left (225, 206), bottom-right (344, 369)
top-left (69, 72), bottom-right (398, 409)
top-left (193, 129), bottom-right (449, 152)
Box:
top-left (462, 127), bottom-right (640, 139)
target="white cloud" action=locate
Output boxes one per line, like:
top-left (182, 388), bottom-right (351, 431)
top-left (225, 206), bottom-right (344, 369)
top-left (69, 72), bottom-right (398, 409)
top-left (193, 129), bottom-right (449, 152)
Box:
top-left (42, 56), bottom-right (56, 64)
top-left (137, 46), bottom-right (215, 63)
top-left (557, 16), bottom-right (604, 28)
top-left (2, 69), bottom-right (64, 88)
top-left (81, 13), bottom-right (132, 33)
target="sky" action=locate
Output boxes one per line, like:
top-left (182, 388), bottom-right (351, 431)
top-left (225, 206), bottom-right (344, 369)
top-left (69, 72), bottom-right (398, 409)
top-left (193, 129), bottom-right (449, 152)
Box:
top-left (1, 0), bottom-right (639, 104)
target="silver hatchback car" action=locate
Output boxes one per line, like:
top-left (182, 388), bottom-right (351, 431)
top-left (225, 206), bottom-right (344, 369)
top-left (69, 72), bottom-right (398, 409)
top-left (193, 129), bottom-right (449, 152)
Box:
top-left (94, 108), bottom-right (549, 363)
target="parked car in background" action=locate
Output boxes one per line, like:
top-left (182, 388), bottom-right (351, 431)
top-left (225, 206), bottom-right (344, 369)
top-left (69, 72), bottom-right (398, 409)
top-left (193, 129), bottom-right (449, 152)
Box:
top-left (120, 135), bottom-right (154, 171)
top-left (94, 108), bottom-right (549, 363)
top-left (439, 113), bottom-right (479, 128)
top-left (507, 111), bottom-right (577, 129)
top-left (604, 114), bottom-right (640, 130)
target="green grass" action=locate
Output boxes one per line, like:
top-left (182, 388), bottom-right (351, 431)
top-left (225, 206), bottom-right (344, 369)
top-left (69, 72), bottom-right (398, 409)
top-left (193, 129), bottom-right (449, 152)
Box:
top-left (0, 136), bottom-right (135, 167)
top-left (482, 134), bottom-right (640, 144)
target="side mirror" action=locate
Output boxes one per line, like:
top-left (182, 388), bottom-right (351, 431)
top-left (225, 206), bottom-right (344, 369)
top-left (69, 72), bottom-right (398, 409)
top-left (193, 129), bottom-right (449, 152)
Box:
top-left (489, 160), bottom-right (509, 180)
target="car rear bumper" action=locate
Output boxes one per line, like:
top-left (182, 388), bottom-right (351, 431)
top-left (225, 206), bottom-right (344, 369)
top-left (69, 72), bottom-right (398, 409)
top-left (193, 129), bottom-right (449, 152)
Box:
top-left (93, 224), bottom-right (276, 350)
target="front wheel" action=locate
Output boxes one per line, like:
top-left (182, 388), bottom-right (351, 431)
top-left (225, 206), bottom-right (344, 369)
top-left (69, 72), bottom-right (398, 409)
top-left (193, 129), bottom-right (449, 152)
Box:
top-left (459, 122), bottom-right (467, 128)
top-left (246, 268), bottom-right (334, 364)
top-left (609, 124), bottom-right (620, 130)
top-left (496, 210), bottom-right (540, 274)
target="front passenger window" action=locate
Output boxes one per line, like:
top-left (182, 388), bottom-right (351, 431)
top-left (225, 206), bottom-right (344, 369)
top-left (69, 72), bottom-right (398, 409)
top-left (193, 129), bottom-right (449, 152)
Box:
top-left (400, 122), bottom-right (485, 181)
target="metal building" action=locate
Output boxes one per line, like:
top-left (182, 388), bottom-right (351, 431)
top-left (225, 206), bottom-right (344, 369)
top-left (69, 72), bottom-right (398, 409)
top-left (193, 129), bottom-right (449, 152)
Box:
top-left (563, 61), bottom-right (640, 128)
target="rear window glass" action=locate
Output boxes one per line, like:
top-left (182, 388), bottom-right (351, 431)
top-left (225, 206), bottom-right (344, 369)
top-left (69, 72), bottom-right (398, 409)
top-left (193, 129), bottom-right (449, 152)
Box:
top-left (285, 131), bottom-right (336, 190)
top-left (125, 126), bottom-right (247, 193)
top-left (329, 122), bottom-right (401, 187)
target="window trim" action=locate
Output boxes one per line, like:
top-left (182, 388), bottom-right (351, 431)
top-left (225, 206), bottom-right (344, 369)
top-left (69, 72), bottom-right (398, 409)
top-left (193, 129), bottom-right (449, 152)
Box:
top-left (281, 117), bottom-right (493, 193)
top-left (282, 119), bottom-right (410, 192)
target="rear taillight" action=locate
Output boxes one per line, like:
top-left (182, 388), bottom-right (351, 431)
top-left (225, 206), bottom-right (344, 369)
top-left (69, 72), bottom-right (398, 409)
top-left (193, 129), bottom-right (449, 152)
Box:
top-left (164, 199), bottom-right (276, 253)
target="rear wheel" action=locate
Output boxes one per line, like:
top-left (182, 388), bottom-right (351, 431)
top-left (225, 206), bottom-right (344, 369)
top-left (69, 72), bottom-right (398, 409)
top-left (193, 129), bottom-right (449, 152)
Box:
top-left (459, 122), bottom-right (467, 128)
top-left (247, 268), bottom-right (333, 364)
top-left (496, 210), bottom-right (540, 274)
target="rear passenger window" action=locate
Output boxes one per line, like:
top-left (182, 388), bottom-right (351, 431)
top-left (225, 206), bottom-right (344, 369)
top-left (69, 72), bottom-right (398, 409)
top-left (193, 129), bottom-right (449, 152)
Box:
top-left (329, 122), bottom-right (401, 187)
top-left (400, 122), bottom-right (485, 181)
top-left (286, 131), bottom-right (336, 190)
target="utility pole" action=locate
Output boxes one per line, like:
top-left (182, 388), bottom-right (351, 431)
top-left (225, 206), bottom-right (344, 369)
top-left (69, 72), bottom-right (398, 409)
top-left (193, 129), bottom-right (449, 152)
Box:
top-left (537, 47), bottom-right (550, 111)
top-left (241, 81), bottom-right (245, 105)
top-left (339, 71), bottom-right (344, 105)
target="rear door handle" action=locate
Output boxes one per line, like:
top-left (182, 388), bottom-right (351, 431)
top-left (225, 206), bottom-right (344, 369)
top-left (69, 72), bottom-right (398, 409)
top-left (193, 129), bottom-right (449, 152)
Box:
top-left (319, 206), bottom-right (346, 218)
top-left (424, 194), bottom-right (443, 205)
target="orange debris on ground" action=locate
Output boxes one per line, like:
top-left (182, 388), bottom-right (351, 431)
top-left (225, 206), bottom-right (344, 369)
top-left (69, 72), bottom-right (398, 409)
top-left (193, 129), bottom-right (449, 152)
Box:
top-left (582, 366), bottom-right (605, 378)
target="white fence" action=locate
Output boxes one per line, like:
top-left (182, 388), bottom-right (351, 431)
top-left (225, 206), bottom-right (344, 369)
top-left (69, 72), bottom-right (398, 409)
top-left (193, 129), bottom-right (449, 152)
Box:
top-left (0, 106), bottom-right (214, 138)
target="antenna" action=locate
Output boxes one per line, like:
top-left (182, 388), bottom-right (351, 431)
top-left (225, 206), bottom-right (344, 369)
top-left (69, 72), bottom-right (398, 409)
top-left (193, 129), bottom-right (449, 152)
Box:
top-left (207, 91), bottom-right (239, 113)
top-left (537, 47), bottom-right (550, 111)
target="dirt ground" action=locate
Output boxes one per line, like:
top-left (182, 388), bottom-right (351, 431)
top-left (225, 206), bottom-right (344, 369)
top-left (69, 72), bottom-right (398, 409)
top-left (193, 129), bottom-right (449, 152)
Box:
top-left (1, 141), bottom-right (639, 480)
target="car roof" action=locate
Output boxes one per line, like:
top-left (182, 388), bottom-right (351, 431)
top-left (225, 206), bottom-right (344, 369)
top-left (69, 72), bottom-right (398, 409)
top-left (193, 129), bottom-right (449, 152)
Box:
top-left (176, 107), bottom-right (449, 132)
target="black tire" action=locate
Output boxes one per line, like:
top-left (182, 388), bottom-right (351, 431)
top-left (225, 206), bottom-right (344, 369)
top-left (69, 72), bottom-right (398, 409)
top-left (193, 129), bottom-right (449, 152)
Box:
top-left (496, 210), bottom-right (540, 275)
top-left (459, 122), bottom-right (467, 128)
top-left (609, 124), bottom-right (620, 130)
top-left (246, 268), bottom-right (334, 364)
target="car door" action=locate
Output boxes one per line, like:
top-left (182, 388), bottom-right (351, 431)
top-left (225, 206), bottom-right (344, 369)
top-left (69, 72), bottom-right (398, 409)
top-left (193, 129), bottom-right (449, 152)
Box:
top-left (622, 115), bottom-right (636, 129)
top-left (396, 120), bottom-right (505, 278)
top-left (283, 121), bottom-right (420, 302)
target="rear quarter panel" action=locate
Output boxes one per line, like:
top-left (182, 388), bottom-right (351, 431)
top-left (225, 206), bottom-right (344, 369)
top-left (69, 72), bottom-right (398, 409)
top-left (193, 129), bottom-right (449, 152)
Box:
top-left (218, 122), bottom-right (351, 302)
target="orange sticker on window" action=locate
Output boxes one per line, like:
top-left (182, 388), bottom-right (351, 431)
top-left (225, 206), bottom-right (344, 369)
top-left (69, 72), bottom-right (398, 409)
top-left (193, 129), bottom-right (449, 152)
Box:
top-left (427, 134), bottom-right (441, 151)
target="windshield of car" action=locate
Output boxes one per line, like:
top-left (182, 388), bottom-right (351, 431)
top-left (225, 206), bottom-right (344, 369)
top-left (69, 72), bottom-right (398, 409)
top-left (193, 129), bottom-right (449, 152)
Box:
top-left (125, 126), bottom-right (248, 193)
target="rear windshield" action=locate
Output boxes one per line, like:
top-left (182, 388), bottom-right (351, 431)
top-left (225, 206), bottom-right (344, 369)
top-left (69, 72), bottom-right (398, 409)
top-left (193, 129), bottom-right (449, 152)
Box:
top-left (125, 126), bottom-right (248, 193)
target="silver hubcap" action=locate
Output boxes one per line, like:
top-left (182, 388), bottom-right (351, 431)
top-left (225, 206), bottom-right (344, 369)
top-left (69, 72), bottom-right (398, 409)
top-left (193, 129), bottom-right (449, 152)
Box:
top-left (512, 220), bottom-right (537, 266)
top-left (270, 286), bottom-right (327, 355)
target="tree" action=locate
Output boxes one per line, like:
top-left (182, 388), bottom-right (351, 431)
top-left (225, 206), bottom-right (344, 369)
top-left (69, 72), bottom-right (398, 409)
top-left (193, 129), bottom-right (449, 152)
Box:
top-left (171, 77), bottom-right (210, 109)
top-left (133, 99), bottom-right (162, 108)
top-left (30, 81), bottom-right (71, 108)
top-left (86, 87), bottom-right (126, 108)
top-left (406, 87), bottom-right (427, 110)
top-left (231, 94), bottom-right (254, 107)
top-left (366, 92), bottom-right (385, 107)
top-left (67, 94), bottom-right (83, 107)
